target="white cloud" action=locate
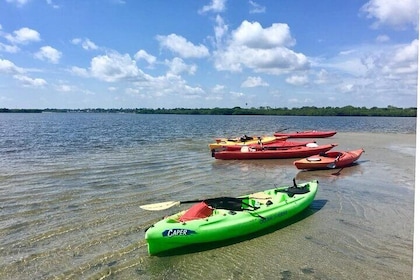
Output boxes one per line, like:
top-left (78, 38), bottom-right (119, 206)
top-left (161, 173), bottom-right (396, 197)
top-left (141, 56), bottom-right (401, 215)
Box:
top-left (315, 39), bottom-right (418, 103)
top-left (337, 83), bottom-right (355, 93)
top-left (90, 52), bottom-right (141, 82)
top-left (199, 0), bottom-right (226, 14)
top-left (134, 49), bottom-right (156, 65)
top-left (0, 59), bottom-right (24, 74)
top-left (13, 74), bottom-right (47, 87)
top-left (56, 84), bottom-right (73, 92)
top-left (214, 20), bottom-right (309, 74)
top-left (212, 84), bottom-right (225, 92)
top-left (361, 0), bottom-right (419, 29)
top-left (0, 42), bottom-right (20, 53)
top-left (286, 75), bottom-right (309, 85)
top-left (70, 66), bottom-right (89, 77)
top-left (213, 15), bottom-right (228, 48)
top-left (314, 69), bottom-right (329, 84)
top-left (71, 38), bottom-right (99, 50)
top-left (241, 76), bottom-right (268, 87)
top-left (249, 0), bottom-right (265, 14)
top-left (232, 21), bottom-right (295, 49)
top-left (156, 34), bottom-right (209, 59)
top-left (130, 72), bottom-right (205, 101)
top-left (5, 27), bottom-right (41, 44)
top-left (230, 91), bottom-right (244, 98)
top-left (125, 87), bottom-right (140, 95)
top-left (165, 57), bottom-right (197, 75)
top-left (81, 39), bottom-right (98, 50)
top-left (34, 46), bottom-right (62, 64)
top-left (382, 39), bottom-right (418, 75)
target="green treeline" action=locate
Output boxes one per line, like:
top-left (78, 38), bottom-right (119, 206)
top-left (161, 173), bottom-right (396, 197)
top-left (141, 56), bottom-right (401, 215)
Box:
top-left (0, 105), bottom-right (417, 117)
top-left (0, 108), bottom-right (44, 113)
top-left (134, 105), bottom-right (416, 117)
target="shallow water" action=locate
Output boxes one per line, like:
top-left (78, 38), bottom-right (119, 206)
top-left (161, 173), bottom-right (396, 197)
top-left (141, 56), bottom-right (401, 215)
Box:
top-left (0, 114), bottom-right (415, 279)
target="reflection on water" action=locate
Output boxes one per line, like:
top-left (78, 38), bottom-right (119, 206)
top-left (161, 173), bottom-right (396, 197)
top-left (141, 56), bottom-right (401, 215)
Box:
top-left (295, 163), bottom-right (366, 181)
top-left (0, 114), bottom-right (415, 279)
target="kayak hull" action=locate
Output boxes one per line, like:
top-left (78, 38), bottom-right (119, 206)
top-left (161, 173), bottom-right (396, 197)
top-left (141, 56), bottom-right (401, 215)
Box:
top-left (274, 130), bottom-right (336, 138)
top-left (294, 149), bottom-right (364, 170)
top-left (145, 180), bottom-right (318, 255)
top-left (213, 144), bottom-right (337, 160)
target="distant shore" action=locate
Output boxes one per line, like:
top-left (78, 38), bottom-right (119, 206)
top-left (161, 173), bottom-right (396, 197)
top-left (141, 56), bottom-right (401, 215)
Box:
top-left (0, 106), bottom-right (416, 117)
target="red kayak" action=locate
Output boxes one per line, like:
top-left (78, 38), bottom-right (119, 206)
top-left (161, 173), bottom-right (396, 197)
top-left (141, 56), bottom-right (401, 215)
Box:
top-left (222, 139), bottom-right (316, 151)
top-left (274, 130), bottom-right (336, 138)
top-left (212, 143), bottom-right (337, 160)
top-left (293, 148), bottom-right (364, 170)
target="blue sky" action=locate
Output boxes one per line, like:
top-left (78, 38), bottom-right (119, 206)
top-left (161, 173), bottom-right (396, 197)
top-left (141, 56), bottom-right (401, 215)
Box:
top-left (0, 0), bottom-right (418, 109)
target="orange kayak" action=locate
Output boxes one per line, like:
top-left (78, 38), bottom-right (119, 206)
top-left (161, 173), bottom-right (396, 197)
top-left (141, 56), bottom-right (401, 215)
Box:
top-left (293, 149), bottom-right (364, 170)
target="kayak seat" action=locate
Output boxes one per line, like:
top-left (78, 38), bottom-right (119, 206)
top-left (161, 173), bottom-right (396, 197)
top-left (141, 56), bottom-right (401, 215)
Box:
top-left (275, 186), bottom-right (310, 197)
top-left (240, 135), bottom-right (254, 142)
top-left (204, 197), bottom-right (245, 211)
top-left (179, 202), bottom-right (213, 222)
top-left (326, 151), bottom-right (342, 158)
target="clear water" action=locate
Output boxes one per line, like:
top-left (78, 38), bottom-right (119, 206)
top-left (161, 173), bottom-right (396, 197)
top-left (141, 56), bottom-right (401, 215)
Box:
top-left (0, 113), bottom-right (415, 279)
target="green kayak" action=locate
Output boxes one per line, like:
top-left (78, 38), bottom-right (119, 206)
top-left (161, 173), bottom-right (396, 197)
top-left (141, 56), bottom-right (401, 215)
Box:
top-left (143, 179), bottom-right (318, 255)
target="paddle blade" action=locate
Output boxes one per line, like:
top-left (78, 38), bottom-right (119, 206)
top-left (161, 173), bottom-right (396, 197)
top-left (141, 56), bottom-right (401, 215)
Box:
top-left (140, 201), bottom-right (181, 211)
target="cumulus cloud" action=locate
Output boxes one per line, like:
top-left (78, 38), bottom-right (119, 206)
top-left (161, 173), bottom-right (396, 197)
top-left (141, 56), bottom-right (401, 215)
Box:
top-left (320, 39), bottom-right (418, 101)
top-left (90, 52), bottom-right (141, 82)
top-left (382, 39), bottom-right (418, 75)
top-left (156, 34), bottom-right (209, 59)
top-left (165, 57), bottom-right (197, 75)
top-left (361, 0), bottom-right (419, 29)
top-left (212, 84), bottom-right (225, 92)
top-left (241, 76), bottom-right (268, 87)
top-left (70, 66), bottom-right (89, 77)
top-left (0, 42), bottom-right (20, 53)
top-left (5, 27), bottom-right (40, 44)
top-left (34, 46), bottom-right (62, 64)
top-left (13, 75), bottom-right (47, 87)
top-left (199, 0), bottom-right (226, 14)
top-left (214, 20), bottom-right (309, 74)
top-left (82, 39), bottom-right (98, 50)
top-left (71, 38), bottom-right (99, 50)
top-left (134, 49), bottom-right (156, 65)
top-left (232, 21), bottom-right (295, 49)
top-left (286, 75), bottom-right (309, 85)
top-left (134, 73), bottom-right (205, 100)
top-left (0, 58), bottom-right (24, 74)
